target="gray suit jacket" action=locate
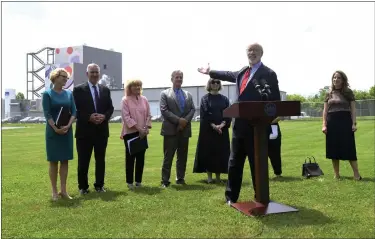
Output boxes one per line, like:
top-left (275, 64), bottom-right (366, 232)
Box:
top-left (160, 88), bottom-right (196, 137)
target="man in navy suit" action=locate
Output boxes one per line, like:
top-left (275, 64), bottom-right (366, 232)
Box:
top-left (197, 43), bottom-right (281, 205)
top-left (73, 63), bottom-right (114, 195)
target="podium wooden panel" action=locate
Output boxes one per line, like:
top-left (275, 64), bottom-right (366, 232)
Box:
top-left (223, 100), bottom-right (300, 216)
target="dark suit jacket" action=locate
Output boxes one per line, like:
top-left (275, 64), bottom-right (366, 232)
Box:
top-left (73, 82), bottom-right (114, 139)
top-left (209, 63), bottom-right (281, 138)
top-left (160, 88), bottom-right (196, 137)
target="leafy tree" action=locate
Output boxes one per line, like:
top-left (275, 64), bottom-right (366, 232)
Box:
top-left (15, 92), bottom-right (29, 116)
top-left (317, 86), bottom-right (330, 101)
top-left (286, 86), bottom-right (374, 102)
top-left (16, 92), bottom-right (25, 100)
top-left (353, 89), bottom-right (371, 100)
top-left (286, 94), bottom-right (306, 102)
top-left (369, 86), bottom-right (375, 98)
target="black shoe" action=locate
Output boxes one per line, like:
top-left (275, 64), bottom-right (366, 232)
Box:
top-left (95, 187), bottom-right (106, 193)
top-left (79, 189), bottom-right (89, 195)
top-left (176, 179), bottom-right (186, 185)
top-left (161, 181), bottom-right (170, 188)
top-left (207, 178), bottom-right (214, 184)
top-left (216, 179), bottom-right (225, 184)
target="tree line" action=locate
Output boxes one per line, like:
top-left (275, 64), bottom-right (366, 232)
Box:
top-left (287, 86), bottom-right (375, 102)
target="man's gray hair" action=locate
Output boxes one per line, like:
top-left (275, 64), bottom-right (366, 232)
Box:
top-left (87, 63), bottom-right (100, 72)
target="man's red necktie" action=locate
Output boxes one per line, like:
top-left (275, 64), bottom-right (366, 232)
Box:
top-left (239, 68), bottom-right (251, 95)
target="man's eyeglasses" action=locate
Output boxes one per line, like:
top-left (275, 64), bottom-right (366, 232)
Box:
top-left (211, 81), bottom-right (220, 84)
top-left (89, 71), bottom-right (99, 74)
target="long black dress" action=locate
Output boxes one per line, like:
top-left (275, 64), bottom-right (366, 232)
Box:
top-left (193, 93), bottom-right (231, 173)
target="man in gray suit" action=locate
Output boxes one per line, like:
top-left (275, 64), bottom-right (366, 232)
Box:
top-left (160, 70), bottom-right (196, 187)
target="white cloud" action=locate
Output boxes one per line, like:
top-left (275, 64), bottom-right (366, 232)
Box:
top-left (2, 2), bottom-right (374, 98)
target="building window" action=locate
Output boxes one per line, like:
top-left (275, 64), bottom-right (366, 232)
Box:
top-left (103, 64), bottom-right (107, 69)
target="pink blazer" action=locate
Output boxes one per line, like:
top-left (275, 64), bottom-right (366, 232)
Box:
top-left (121, 95), bottom-right (152, 137)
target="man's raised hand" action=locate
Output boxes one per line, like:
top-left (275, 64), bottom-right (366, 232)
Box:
top-left (197, 63), bottom-right (210, 75)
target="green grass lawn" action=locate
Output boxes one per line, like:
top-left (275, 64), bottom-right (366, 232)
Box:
top-left (2, 120), bottom-right (374, 238)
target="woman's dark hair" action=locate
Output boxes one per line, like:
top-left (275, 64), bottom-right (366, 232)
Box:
top-left (327, 70), bottom-right (354, 101)
top-left (330, 70), bottom-right (349, 91)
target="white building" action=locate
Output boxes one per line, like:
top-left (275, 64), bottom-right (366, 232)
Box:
top-left (24, 84), bottom-right (286, 118)
top-left (109, 84), bottom-right (287, 117)
top-left (3, 89), bottom-right (16, 118)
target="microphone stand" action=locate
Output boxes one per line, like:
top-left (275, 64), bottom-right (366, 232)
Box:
top-left (261, 92), bottom-right (269, 101)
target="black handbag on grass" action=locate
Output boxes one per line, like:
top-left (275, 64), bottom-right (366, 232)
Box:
top-left (302, 156), bottom-right (324, 178)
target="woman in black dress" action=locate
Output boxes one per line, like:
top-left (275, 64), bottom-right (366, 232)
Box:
top-left (193, 78), bottom-right (231, 183)
top-left (322, 70), bottom-right (362, 180)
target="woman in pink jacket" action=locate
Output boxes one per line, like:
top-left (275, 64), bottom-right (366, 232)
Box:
top-left (121, 79), bottom-right (152, 189)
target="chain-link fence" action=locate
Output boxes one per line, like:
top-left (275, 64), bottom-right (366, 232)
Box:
top-left (352, 99), bottom-right (375, 117)
top-left (3, 99), bottom-right (374, 122)
top-left (151, 100), bottom-right (375, 122)
top-left (300, 99), bottom-right (375, 118)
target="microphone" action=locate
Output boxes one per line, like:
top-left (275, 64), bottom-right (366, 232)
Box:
top-left (260, 79), bottom-right (272, 95)
top-left (253, 79), bottom-right (263, 96)
top-left (253, 79), bottom-right (268, 100)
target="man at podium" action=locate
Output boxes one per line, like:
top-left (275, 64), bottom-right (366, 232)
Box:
top-left (197, 43), bottom-right (281, 205)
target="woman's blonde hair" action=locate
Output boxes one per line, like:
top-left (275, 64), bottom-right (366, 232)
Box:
top-left (125, 79), bottom-right (143, 96)
top-left (50, 68), bottom-right (69, 84)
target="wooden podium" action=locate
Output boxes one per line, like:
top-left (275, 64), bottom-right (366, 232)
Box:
top-left (223, 100), bottom-right (301, 216)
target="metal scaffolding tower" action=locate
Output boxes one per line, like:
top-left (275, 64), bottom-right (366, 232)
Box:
top-left (26, 47), bottom-right (55, 99)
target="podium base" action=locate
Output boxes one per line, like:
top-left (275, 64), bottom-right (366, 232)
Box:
top-left (231, 200), bottom-right (298, 217)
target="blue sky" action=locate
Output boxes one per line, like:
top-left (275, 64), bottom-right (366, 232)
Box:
top-left (2, 1), bottom-right (374, 97)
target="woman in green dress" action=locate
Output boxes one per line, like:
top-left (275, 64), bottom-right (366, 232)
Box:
top-left (42, 68), bottom-right (77, 201)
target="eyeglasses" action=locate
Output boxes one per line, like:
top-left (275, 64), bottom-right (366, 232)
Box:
top-left (89, 71), bottom-right (99, 74)
top-left (211, 81), bottom-right (220, 84)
